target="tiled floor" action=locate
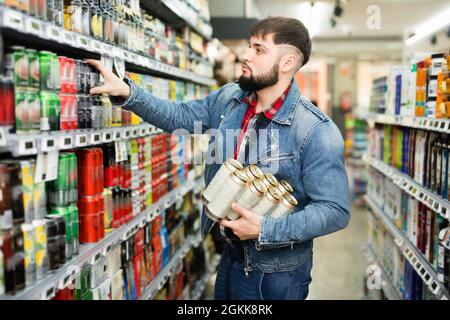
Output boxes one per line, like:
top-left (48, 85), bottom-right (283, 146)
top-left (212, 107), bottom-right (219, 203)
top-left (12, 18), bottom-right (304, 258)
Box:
top-left (307, 203), bottom-right (368, 300)
top-left (201, 202), bottom-right (369, 300)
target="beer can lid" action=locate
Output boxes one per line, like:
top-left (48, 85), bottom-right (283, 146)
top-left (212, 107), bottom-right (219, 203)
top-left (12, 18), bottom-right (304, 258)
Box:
top-left (282, 193), bottom-right (298, 208)
top-left (262, 173), bottom-right (278, 187)
top-left (225, 159), bottom-right (244, 171)
top-left (232, 169), bottom-right (249, 185)
top-left (267, 186), bottom-right (282, 202)
top-left (244, 165), bottom-right (263, 180)
top-left (249, 179), bottom-right (267, 195)
top-left (279, 180), bottom-right (294, 193)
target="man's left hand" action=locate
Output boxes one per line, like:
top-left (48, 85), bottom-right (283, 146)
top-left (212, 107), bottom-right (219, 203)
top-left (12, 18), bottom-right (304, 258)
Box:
top-left (220, 203), bottom-right (262, 240)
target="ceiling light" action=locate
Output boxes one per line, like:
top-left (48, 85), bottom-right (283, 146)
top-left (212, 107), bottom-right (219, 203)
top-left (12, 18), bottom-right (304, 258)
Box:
top-left (406, 7), bottom-right (450, 46)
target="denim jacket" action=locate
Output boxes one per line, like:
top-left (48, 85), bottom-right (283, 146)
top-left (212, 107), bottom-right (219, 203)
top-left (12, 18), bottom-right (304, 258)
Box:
top-left (112, 78), bottom-right (350, 276)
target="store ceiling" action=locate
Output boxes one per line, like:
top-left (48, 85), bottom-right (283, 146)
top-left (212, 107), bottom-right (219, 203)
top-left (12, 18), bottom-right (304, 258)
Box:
top-left (211, 0), bottom-right (450, 58)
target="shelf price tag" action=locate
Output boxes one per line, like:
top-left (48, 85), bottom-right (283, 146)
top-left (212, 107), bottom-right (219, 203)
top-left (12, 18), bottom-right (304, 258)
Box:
top-left (0, 127), bottom-right (8, 147)
top-left (25, 16), bottom-right (43, 37)
top-left (102, 131), bottom-right (113, 143)
top-left (75, 134), bottom-right (88, 147)
top-left (17, 137), bottom-right (37, 156)
top-left (90, 132), bottom-right (101, 145)
top-left (40, 285), bottom-right (56, 300)
top-left (92, 40), bottom-right (103, 53)
top-left (62, 30), bottom-right (74, 45)
top-left (39, 136), bottom-right (58, 153)
top-left (46, 24), bottom-right (61, 42)
top-left (76, 35), bottom-right (89, 50)
top-left (113, 130), bottom-right (121, 141)
top-left (59, 135), bottom-right (73, 149)
top-left (35, 150), bottom-right (59, 183)
top-left (3, 8), bottom-right (24, 30)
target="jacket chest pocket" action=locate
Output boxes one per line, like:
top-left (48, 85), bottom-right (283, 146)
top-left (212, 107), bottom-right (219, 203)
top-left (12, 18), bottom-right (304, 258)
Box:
top-left (254, 153), bottom-right (296, 177)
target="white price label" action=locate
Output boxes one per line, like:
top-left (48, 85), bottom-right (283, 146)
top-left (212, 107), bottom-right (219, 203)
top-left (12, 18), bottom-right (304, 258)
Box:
top-left (77, 35), bottom-right (89, 50)
top-left (34, 152), bottom-right (47, 183)
top-left (92, 40), bottom-right (102, 53)
top-left (40, 136), bottom-right (58, 152)
top-left (62, 30), bottom-right (74, 45)
top-left (113, 130), bottom-right (121, 141)
top-left (122, 51), bottom-right (130, 61)
top-left (115, 140), bottom-right (123, 162)
top-left (59, 135), bottom-right (73, 149)
top-left (3, 8), bottom-right (24, 30)
top-left (25, 16), bottom-right (43, 37)
top-left (0, 127), bottom-right (8, 147)
top-left (102, 131), bottom-right (112, 143)
top-left (36, 150), bottom-right (60, 183)
top-left (46, 25), bottom-right (61, 42)
top-left (120, 140), bottom-right (128, 161)
top-left (75, 134), bottom-right (88, 147)
top-left (17, 138), bottom-right (37, 156)
top-left (90, 133), bottom-right (101, 144)
top-left (46, 150), bottom-right (59, 181)
top-left (124, 129), bottom-right (131, 139)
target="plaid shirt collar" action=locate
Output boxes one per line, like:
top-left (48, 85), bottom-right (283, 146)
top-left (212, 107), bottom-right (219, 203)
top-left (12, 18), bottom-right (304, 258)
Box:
top-left (242, 81), bottom-right (292, 120)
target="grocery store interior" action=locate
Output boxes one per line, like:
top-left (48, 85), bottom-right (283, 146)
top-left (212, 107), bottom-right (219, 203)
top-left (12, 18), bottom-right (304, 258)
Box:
top-left (0, 0), bottom-right (449, 301)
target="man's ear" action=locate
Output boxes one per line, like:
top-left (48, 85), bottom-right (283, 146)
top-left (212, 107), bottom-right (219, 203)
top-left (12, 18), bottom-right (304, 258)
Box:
top-left (280, 54), bottom-right (298, 73)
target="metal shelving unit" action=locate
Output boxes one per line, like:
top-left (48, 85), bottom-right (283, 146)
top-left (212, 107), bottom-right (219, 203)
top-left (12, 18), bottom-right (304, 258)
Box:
top-left (369, 113), bottom-right (450, 133)
top-left (139, 232), bottom-right (203, 300)
top-left (0, 5), bottom-right (216, 87)
top-left (190, 254), bottom-right (220, 300)
top-left (0, 124), bottom-right (163, 157)
top-left (141, 0), bottom-right (213, 40)
top-left (364, 195), bottom-right (450, 300)
top-left (363, 244), bottom-right (402, 300)
top-left (0, 175), bottom-right (204, 300)
top-left (362, 154), bottom-right (450, 221)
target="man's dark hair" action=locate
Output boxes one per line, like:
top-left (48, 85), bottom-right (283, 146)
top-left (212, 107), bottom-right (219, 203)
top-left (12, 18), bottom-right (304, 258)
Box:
top-left (250, 16), bottom-right (311, 69)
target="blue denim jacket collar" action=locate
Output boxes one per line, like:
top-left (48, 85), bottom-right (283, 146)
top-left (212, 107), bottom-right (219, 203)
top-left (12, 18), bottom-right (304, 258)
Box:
top-left (232, 79), bottom-right (301, 126)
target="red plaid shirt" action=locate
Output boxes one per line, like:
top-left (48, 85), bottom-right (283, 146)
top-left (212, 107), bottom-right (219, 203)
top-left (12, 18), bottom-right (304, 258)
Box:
top-left (234, 82), bottom-right (292, 160)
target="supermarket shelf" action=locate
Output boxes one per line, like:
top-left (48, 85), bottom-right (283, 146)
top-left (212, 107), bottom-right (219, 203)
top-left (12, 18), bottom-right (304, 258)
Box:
top-left (0, 175), bottom-right (204, 300)
top-left (140, 232), bottom-right (203, 300)
top-left (191, 254), bottom-right (220, 300)
top-left (141, 0), bottom-right (213, 40)
top-left (362, 154), bottom-right (450, 221)
top-left (364, 195), bottom-right (450, 300)
top-left (0, 124), bottom-right (163, 156)
top-left (369, 113), bottom-right (450, 133)
top-left (346, 157), bottom-right (365, 167)
top-left (0, 6), bottom-right (216, 87)
top-left (363, 244), bottom-right (402, 300)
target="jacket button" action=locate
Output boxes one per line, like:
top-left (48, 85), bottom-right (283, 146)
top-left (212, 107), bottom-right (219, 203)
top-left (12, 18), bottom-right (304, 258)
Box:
top-left (220, 115), bottom-right (224, 119)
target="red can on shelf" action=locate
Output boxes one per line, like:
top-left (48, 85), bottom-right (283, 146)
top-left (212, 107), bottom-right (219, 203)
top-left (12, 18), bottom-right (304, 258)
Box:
top-left (78, 213), bottom-right (100, 243)
top-left (77, 149), bottom-right (98, 197)
top-left (77, 195), bottom-right (98, 216)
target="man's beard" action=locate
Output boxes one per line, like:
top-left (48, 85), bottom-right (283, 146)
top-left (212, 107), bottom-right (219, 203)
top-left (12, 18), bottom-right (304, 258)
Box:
top-left (238, 63), bottom-right (279, 92)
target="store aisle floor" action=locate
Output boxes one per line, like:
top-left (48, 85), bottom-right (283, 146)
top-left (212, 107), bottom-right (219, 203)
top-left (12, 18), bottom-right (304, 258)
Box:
top-left (307, 203), bottom-right (368, 300)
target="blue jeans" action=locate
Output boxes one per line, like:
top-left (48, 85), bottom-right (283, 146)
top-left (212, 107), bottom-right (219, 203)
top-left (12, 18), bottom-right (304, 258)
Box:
top-left (214, 243), bottom-right (311, 300)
